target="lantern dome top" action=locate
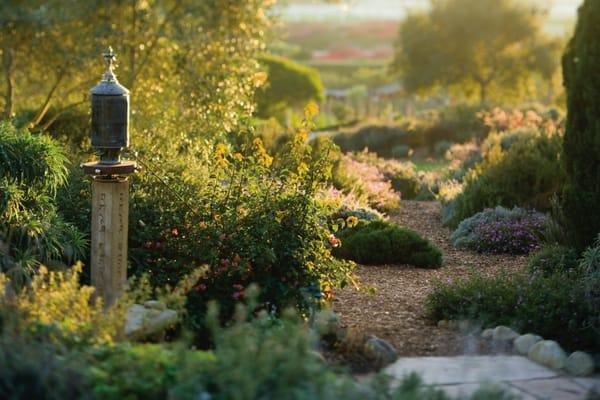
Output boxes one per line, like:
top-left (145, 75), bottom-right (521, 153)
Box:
top-left (90, 47), bottom-right (129, 96)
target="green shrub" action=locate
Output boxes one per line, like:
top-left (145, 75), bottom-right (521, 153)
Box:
top-left (444, 127), bottom-right (564, 228)
top-left (425, 270), bottom-right (600, 352)
top-left (333, 123), bottom-right (425, 158)
top-left (424, 104), bottom-right (490, 145)
top-left (0, 337), bottom-right (88, 400)
top-left (86, 343), bottom-right (214, 400)
top-left (0, 280), bottom-right (514, 400)
top-left (391, 144), bottom-right (411, 158)
top-left (527, 245), bottom-right (578, 276)
top-left (334, 220), bottom-right (442, 268)
top-left (383, 165), bottom-right (421, 201)
top-left (256, 54), bottom-right (325, 119)
top-left (434, 140), bottom-right (453, 158)
top-left (0, 122), bottom-right (86, 284)
top-left (332, 105), bottom-right (494, 158)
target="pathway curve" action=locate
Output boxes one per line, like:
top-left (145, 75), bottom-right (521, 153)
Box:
top-left (334, 200), bottom-right (600, 398)
top-left (384, 355), bottom-right (599, 399)
top-left (333, 200), bottom-right (527, 356)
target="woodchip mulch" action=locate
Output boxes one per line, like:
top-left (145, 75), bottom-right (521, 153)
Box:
top-left (332, 200), bottom-right (527, 357)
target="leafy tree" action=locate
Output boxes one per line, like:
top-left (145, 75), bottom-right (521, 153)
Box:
top-left (0, 0), bottom-right (273, 140)
top-left (561, 0), bottom-right (600, 251)
top-left (256, 54), bottom-right (325, 118)
top-left (391, 0), bottom-right (561, 103)
top-left (0, 1), bottom-right (104, 126)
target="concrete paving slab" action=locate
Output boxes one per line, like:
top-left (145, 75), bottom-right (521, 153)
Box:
top-left (434, 382), bottom-right (537, 400)
top-left (509, 378), bottom-right (591, 400)
top-left (573, 377), bottom-right (600, 391)
top-left (384, 355), bottom-right (560, 385)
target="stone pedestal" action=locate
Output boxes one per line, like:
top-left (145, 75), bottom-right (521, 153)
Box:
top-left (91, 177), bottom-right (129, 306)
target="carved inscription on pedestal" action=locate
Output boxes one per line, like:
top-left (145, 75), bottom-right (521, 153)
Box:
top-left (91, 178), bottom-right (129, 306)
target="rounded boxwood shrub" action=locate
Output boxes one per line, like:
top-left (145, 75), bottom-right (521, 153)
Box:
top-left (333, 220), bottom-right (442, 268)
top-left (527, 245), bottom-right (578, 276)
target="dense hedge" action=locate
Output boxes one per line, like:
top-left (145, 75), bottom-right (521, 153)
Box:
top-left (561, 0), bottom-right (600, 251)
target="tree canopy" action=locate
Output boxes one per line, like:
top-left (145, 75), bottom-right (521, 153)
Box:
top-left (390, 0), bottom-right (562, 103)
top-left (0, 0), bottom-right (273, 139)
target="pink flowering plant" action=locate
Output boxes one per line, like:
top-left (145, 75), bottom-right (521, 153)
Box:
top-left (332, 153), bottom-right (401, 212)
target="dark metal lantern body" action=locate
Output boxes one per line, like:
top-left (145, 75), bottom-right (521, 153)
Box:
top-left (90, 48), bottom-right (130, 165)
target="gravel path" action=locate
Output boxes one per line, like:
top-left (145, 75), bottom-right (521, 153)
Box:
top-left (333, 200), bottom-right (527, 357)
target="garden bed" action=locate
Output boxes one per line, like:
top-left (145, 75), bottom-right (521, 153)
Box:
top-left (333, 201), bottom-right (527, 357)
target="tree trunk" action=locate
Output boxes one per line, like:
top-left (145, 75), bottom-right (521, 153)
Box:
top-left (30, 68), bottom-right (66, 129)
top-left (479, 82), bottom-right (487, 105)
top-left (128, 0), bottom-right (137, 88)
top-left (2, 47), bottom-right (15, 118)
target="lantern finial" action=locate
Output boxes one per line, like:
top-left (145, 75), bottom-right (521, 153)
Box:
top-left (102, 46), bottom-right (117, 82)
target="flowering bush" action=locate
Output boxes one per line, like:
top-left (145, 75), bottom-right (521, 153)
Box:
top-left (451, 207), bottom-right (548, 254)
top-left (332, 153), bottom-right (401, 212)
top-left (114, 107), bottom-right (355, 341)
top-left (352, 150), bottom-right (422, 200)
top-left (478, 107), bottom-right (561, 133)
top-left (317, 187), bottom-right (369, 213)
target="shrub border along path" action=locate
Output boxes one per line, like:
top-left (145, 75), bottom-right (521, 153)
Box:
top-left (333, 201), bottom-right (527, 357)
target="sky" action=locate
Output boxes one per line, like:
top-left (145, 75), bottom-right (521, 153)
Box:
top-left (278, 0), bottom-right (581, 35)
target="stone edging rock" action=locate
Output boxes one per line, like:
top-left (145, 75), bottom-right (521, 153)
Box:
top-left (438, 320), bottom-right (595, 377)
top-left (125, 301), bottom-right (179, 340)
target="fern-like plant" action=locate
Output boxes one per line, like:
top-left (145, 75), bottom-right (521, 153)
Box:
top-left (0, 122), bottom-right (86, 284)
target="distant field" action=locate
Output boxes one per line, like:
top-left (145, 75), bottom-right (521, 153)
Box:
top-left (412, 159), bottom-right (451, 173)
top-left (280, 20), bottom-right (399, 55)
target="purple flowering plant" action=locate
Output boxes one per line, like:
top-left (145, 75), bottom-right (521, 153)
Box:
top-left (451, 206), bottom-right (548, 255)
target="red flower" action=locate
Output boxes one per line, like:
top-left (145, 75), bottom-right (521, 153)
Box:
top-left (328, 234), bottom-right (340, 248)
top-left (232, 290), bottom-right (245, 300)
top-left (194, 284), bottom-right (207, 292)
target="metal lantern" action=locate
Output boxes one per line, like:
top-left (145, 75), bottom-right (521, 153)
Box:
top-left (90, 47), bottom-right (130, 165)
